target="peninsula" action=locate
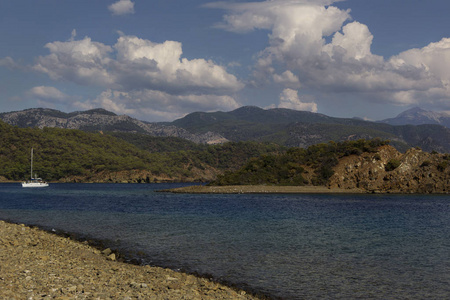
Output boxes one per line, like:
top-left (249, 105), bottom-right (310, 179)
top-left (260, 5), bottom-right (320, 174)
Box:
top-left (166, 142), bottom-right (450, 194)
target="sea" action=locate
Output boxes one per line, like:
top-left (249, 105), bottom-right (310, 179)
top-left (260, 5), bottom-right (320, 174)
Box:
top-left (0, 183), bottom-right (449, 299)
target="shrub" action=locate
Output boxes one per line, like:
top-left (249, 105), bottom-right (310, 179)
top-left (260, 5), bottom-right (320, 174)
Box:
top-left (420, 160), bottom-right (431, 167)
top-left (437, 161), bottom-right (448, 172)
top-left (385, 159), bottom-right (401, 171)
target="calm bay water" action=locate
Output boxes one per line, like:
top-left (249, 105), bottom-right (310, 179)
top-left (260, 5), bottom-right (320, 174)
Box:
top-left (0, 183), bottom-right (449, 299)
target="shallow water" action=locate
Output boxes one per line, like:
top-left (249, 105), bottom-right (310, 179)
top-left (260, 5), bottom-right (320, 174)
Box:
top-left (0, 183), bottom-right (449, 299)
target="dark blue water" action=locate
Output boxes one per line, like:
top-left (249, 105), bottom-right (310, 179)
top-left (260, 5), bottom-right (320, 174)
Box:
top-left (0, 183), bottom-right (449, 299)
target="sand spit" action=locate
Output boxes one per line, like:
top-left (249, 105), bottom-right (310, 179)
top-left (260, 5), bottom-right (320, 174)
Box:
top-left (0, 220), bottom-right (260, 299)
top-left (160, 185), bottom-right (365, 194)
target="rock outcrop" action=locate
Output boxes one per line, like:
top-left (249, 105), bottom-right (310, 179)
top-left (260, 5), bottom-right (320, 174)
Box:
top-left (329, 145), bottom-right (450, 193)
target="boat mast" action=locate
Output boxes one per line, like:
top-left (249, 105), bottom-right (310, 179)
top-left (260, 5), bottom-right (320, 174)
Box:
top-left (30, 148), bottom-right (33, 180)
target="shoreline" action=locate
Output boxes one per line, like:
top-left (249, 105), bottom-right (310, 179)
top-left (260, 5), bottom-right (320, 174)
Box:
top-left (159, 185), bottom-right (367, 194)
top-left (0, 220), bottom-right (266, 299)
top-left (3, 181), bottom-right (446, 194)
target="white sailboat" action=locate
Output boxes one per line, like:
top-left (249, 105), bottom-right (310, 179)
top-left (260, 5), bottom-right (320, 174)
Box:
top-left (22, 148), bottom-right (49, 188)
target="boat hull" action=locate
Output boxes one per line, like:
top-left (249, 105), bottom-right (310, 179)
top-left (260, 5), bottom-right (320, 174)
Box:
top-left (22, 182), bottom-right (49, 188)
top-left (23, 148), bottom-right (49, 188)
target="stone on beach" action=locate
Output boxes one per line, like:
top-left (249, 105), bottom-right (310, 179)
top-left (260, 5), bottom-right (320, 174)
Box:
top-left (0, 220), bottom-right (259, 299)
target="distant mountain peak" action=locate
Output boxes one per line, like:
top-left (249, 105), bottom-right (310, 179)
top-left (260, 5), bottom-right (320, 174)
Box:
top-left (233, 106), bottom-right (264, 112)
top-left (380, 107), bottom-right (450, 128)
top-left (69, 108), bottom-right (117, 117)
top-left (397, 107), bottom-right (426, 116)
top-left (84, 108), bottom-right (117, 116)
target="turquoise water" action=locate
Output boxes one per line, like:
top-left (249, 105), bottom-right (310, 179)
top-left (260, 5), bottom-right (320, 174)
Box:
top-left (0, 183), bottom-right (449, 299)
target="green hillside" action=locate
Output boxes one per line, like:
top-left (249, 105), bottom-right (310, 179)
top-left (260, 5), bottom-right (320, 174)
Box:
top-left (0, 120), bottom-right (154, 181)
top-left (0, 121), bottom-right (282, 182)
top-left (212, 139), bottom-right (389, 186)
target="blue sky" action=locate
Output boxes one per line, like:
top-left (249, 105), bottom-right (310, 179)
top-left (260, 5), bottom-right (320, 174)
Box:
top-left (1, 0), bottom-right (450, 122)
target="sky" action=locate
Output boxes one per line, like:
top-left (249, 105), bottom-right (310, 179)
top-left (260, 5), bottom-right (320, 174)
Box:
top-left (1, 0), bottom-right (450, 122)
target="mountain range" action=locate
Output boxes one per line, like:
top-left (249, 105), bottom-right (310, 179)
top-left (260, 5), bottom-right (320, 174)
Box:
top-left (1, 106), bottom-right (450, 153)
top-left (0, 108), bottom-right (227, 144)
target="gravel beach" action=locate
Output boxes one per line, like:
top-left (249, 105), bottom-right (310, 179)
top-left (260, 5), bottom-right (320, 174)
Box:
top-left (0, 220), bottom-right (260, 299)
top-left (160, 185), bottom-right (365, 194)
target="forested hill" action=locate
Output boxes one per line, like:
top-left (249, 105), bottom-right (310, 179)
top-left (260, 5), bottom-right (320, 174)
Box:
top-left (0, 120), bottom-right (281, 182)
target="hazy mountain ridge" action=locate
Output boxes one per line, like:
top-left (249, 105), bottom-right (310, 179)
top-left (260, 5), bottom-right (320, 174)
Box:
top-left (2, 106), bottom-right (450, 152)
top-left (381, 107), bottom-right (450, 127)
top-left (0, 108), bottom-right (228, 144)
top-left (172, 106), bottom-right (450, 153)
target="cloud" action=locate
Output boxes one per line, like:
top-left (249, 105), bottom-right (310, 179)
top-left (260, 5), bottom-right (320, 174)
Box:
top-left (69, 29), bottom-right (77, 42)
top-left (34, 35), bottom-right (243, 95)
top-left (76, 89), bottom-right (240, 121)
top-left (392, 38), bottom-right (450, 82)
top-left (108, 0), bottom-right (135, 16)
top-left (28, 86), bottom-right (70, 107)
top-left (33, 34), bottom-right (243, 121)
top-left (29, 86), bottom-right (67, 101)
top-left (323, 21), bottom-right (373, 61)
top-left (33, 37), bottom-right (114, 87)
top-left (277, 88), bottom-right (317, 112)
top-left (210, 0), bottom-right (450, 110)
top-left (273, 70), bottom-right (301, 88)
top-left (206, 0), bottom-right (347, 33)
top-left (0, 57), bottom-right (22, 70)
top-left (113, 35), bottom-right (244, 94)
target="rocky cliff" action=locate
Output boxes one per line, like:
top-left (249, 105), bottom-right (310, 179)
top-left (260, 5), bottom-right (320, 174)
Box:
top-left (329, 145), bottom-right (450, 193)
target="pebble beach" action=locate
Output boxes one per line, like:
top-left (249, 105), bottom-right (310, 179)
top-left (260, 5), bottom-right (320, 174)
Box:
top-left (0, 220), bottom-right (260, 299)
top-left (160, 185), bottom-right (365, 194)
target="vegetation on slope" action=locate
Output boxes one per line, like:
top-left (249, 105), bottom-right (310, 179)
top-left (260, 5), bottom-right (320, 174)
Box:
top-left (211, 139), bottom-right (390, 186)
top-left (108, 132), bottom-right (204, 153)
top-left (0, 121), bottom-right (282, 182)
top-left (0, 121), bottom-right (153, 181)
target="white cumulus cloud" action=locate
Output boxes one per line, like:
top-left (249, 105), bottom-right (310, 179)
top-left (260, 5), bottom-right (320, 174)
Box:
top-left (33, 33), bottom-right (243, 121)
top-left (34, 34), bottom-right (243, 95)
top-left (33, 37), bottom-right (114, 87)
top-left (28, 86), bottom-right (67, 101)
top-left (277, 88), bottom-right (317, 112)
top-left (76, 89), bottom-right (240, 121)
top-left (27, 86), bottom-right (71, 107)
top-left (210, 0), bottom-right (450, 111)
top-left (108, 0), bottom-right (135, 16)
top-left (113, 35), bottom-right (244, 94)
top-left (273, 70), bottom-right (301, 88)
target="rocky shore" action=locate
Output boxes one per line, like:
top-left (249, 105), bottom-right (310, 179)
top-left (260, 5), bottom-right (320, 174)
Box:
top-left (0, 220), bottom-right (260, 299)
top-left (328, 146), bottom-right (450, 193)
